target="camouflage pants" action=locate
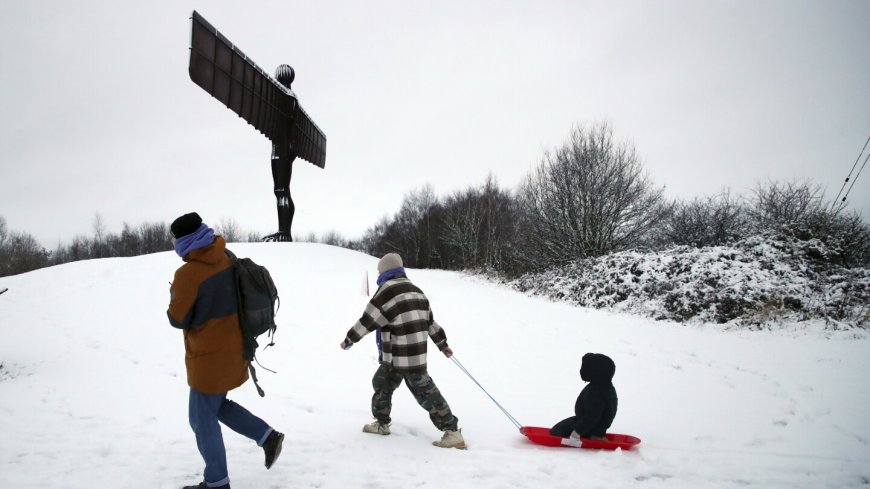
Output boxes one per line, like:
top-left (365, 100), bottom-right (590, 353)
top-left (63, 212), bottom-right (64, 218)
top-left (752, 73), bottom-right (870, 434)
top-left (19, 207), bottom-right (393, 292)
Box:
top-left (371, 363), bottom-right (459, 432)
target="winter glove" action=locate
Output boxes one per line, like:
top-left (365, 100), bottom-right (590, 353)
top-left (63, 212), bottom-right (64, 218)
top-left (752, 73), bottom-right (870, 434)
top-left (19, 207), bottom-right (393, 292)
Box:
top-left (340, 339), bottom-right (353, 350)
top-left (442, 347), bottom-right (453, 358)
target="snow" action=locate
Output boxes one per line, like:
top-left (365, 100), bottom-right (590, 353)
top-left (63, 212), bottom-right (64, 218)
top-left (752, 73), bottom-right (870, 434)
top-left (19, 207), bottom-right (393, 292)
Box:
top-left (0, 243), bottom-right (868, 488)
top-left (506, 234), bottom-right (870, 327)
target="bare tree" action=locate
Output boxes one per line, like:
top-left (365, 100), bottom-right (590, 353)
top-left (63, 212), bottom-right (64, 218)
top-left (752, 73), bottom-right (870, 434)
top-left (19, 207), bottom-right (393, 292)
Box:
top-left (319, 230), bottom-right (348, 247)
top-left (93, 213), bottom-right (107, 242)
top-left (518, 122), bottom-right (667, 266)
top-left (374, 185), bottom-right (438, 267)
top-left (0, 216), bottom-right (8, 275)
top-left (441, 187), bottom-right (485, 268)
top-left (216, 217), bottom-right (243, 243)
top-left (359, 216), bottom-right (390, 256)
top-left (662, 190), bottom-right (747, 247)
top-left (439, 175), bottom-right (518, 270)
top-left (747, 180), bottom-right (826, 232)
top-left (823, 211), bottom-right (870, 266)
top-left (708, 190), bottom-right (747, 244)
top-left (741, 179), bottom-right (870, 265)
top-left (0, 231), bottom-right (49, 276)
top-left (0, 216), bottom-right (8, 248)
top-left (119, 223), bottom-right (140, 256)
top-left (91, 213), bottom-right (110, 258)
top-left (139, 222), bottom-right (172, 254)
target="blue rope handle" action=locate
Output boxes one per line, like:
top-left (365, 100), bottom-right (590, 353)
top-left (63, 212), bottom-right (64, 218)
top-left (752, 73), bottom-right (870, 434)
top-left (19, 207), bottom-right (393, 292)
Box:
top-left (451, 355), bottom-right (523, 431)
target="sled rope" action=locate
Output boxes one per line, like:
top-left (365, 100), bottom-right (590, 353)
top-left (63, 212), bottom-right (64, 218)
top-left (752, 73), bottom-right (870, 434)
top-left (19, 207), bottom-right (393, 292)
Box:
top-left (451, 356), bottom-right (523, 431)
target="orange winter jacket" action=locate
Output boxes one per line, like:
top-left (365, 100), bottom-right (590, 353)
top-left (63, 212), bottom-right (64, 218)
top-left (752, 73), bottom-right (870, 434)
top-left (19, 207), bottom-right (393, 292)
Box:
top-left (167, 236), bottom-right (248, 394)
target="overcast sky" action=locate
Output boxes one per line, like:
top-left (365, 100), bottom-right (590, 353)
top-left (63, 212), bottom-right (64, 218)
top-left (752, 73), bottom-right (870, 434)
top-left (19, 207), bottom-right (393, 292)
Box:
top-left (1, 0), bottom-right (868, 247)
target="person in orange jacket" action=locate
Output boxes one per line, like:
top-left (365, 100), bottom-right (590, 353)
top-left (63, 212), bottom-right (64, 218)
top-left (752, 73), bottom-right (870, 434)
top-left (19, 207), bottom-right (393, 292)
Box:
top-left (167, 212), bottom-right (283, 489)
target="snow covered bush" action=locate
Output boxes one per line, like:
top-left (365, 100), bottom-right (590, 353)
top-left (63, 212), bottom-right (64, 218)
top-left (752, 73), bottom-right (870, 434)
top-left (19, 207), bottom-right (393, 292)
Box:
top-left (505, 232), bottom-right (870, 329)
top-left (656, 191), bottom-right (747, 248)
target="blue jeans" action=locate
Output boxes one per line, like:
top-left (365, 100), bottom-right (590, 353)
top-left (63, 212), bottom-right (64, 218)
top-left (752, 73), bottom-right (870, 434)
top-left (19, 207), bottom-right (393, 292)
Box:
top-left (189, 389), bottom-right (272, 487)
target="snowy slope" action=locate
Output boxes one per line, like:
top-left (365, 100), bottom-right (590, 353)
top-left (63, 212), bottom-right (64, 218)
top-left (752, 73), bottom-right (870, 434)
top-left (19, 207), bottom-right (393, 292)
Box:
top-left (0, 243), bottom-right (868, 489)
top-left (507, 234), bottom-right (870, 327)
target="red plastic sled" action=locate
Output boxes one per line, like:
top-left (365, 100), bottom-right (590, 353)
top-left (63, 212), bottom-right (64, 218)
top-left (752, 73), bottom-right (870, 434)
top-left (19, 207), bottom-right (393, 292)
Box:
top-left (520, 426), bottom-right (641, 450)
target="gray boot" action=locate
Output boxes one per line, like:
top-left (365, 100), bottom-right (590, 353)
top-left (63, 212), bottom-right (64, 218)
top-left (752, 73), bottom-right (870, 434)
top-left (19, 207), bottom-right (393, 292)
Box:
top-left (432, 428), bottom-right (466, 449)
top-left (362, 421), bottom-right (391, 435)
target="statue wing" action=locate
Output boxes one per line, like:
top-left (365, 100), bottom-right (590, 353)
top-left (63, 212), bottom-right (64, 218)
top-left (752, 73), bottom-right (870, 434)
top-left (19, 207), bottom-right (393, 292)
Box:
top-left (290, 103), bottom-right (327, 169)
top-left (188, 10), bottom-right (327, 168)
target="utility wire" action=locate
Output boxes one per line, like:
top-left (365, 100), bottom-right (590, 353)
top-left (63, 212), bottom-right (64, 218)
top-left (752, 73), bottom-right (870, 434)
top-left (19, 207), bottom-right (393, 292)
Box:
top-left (831, 134), bottom-right (870, 212)
top-left (840, 150), bottom-right (870, 206)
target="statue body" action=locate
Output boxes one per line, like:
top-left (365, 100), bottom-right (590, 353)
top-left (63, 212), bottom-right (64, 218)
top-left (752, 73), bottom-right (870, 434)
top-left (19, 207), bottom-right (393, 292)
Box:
top-left (188, 11), bottom-right (327, 242)
top-left (266, 65), bottom-right (299, 242)
top-left (270, 137), bottom-right (295, 241)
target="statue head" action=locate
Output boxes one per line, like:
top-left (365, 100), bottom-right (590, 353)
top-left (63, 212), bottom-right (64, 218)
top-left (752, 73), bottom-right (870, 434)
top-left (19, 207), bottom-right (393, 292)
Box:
top-left (275, 64), bottom-right (295, 89)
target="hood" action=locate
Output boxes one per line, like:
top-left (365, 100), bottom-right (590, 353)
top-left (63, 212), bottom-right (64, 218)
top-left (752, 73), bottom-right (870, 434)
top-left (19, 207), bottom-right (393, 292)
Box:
top-left (580, 353), bottom-right (615, 384)
top-left (185, 235), bottom-right (226, 265)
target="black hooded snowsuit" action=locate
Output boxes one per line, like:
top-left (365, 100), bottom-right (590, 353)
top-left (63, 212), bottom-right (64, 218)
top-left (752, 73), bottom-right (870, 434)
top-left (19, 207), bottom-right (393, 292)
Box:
top-left (550, 353), bottom-right (618, 438)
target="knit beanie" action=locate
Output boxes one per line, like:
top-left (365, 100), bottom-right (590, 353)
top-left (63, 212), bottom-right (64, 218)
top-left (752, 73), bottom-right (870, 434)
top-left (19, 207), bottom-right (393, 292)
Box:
top-left (170, 212), bottom-right (203, 239)
top-left (377, 253), bottom-right (403, 273)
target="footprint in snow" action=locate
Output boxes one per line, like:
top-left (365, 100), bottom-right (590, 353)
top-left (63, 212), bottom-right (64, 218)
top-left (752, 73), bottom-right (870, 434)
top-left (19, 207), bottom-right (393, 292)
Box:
top-left (635, 473), bottom-right (673, 482)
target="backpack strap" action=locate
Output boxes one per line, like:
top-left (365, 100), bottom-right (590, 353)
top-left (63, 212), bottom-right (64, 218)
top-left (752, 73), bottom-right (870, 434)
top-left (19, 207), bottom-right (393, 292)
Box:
top-left (249, 353), bottom-right (278, 397)
top-left (249, 363), bottom-right (265, 397)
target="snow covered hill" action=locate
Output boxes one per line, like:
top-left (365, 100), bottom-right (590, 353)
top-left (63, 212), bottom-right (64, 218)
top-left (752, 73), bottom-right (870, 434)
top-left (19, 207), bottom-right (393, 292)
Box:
top-left (0, 243), bottom-right (868, 489)
top-left (508, 234), bottom-right (870, 328)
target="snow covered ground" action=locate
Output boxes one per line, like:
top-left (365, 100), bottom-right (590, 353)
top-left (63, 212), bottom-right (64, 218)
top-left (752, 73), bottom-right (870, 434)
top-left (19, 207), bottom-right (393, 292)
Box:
top-left (1, 243), bottom-right (868, 489)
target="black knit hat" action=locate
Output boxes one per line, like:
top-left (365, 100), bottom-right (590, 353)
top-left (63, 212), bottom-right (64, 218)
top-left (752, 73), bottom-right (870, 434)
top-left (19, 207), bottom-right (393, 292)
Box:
top-left (171, 212), bottom-right (203, 239)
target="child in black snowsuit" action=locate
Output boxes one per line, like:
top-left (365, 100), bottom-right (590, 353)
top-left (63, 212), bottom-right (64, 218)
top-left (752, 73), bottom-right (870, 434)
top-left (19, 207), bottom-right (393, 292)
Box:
top-left (550, 352), bottom-right (618, 440)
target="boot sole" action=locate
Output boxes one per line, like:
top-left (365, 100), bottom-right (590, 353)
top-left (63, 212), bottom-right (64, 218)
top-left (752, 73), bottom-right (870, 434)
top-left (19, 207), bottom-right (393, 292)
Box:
top-left (432, 441), bottom-right (467, 450)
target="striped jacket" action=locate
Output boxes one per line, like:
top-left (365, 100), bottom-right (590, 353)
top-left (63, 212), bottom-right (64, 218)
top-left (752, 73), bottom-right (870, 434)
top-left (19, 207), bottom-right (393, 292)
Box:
top-left (343, 274), bottom-right (448, 374)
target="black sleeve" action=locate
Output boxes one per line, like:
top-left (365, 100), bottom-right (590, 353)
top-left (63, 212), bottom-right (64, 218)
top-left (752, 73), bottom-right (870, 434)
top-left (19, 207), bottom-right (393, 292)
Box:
top-left (572, 389), bottom-right (606, 436)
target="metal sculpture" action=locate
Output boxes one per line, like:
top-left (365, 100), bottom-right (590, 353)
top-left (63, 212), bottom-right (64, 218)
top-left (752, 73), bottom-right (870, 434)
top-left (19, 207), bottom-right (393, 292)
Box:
top-left (188, 10), bottom-right (327, 242)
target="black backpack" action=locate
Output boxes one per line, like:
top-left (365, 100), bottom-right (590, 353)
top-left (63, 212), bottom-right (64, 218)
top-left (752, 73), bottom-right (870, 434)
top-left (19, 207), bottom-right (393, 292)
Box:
top-left (226, 249), bottom-right (279, 396)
